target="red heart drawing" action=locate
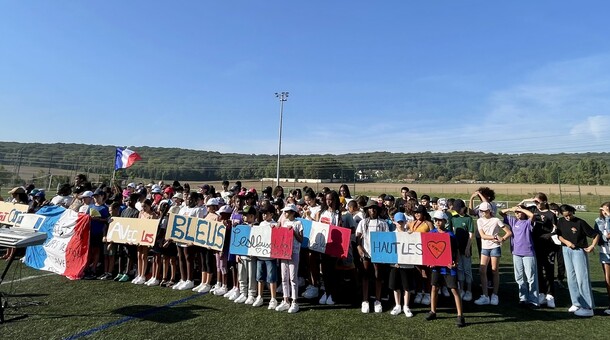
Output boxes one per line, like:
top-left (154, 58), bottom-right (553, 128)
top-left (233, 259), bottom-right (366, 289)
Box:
top-left (427, 241), bottom-right (446, 259)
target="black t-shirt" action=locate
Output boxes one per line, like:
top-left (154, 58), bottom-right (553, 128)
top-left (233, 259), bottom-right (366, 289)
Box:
top-left (532, 209), bottom-right (557, 245)
top-left (556, 216), bottom-right (598, 249)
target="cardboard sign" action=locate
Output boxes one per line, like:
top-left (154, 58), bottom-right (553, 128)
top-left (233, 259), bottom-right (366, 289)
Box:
top-left (0, 201), bottom-right (29, 226)
top-left (107, 217), bottom-right (160, 246)
top-left (229, 224), bottom-right (293, 260)
top-left (370, 231), bottom-right (453, 267)
top-left (298, 218), bottom-right (351, 259)
top-left (165, 213), bottom-right (226, 251)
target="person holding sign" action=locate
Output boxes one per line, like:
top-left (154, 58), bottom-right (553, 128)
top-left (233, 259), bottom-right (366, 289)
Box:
top-left (314, 190), bottom-right (343, 305)
top-left (173, 193), bottom-right (205, 291)
top-left (276, 204), bottom-right (304, 313)
top-left (388, 212), bottom-right (414, 317)
top-left (425, 211), bottom-right (465, 328)
top-left (356, 200), bottom-right (389, 313)
top-left (132, 199), bottom-right (159, 285)
top-left (408, 205), bottom-right (433, 306)
top-left (474, 202), bottom-right (512, 306)
top-left (234, 206), bottom-right (258, 304)
top-left (193, 198), bottom-right (220, 293)
top-left (253, 205), bottom-right (279, 309)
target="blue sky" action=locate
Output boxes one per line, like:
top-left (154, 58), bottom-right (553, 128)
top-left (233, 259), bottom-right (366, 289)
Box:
top-left (1, 1), bottom-right (609, 155)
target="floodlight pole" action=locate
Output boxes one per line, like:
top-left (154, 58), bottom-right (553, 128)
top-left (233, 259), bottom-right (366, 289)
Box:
top-left (275, 92), bottom-right (289, 187)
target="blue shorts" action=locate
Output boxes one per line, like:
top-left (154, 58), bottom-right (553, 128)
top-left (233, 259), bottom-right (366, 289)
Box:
top-left (481, 247), bottom-right (501, 257)
top-left (256, 259), bottom-right (278, 283)
top-left (600, 252), bottom-right (610, 264)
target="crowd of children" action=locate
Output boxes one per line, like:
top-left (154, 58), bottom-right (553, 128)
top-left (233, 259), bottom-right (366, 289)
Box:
top-left (2, 177), bottom-right (610, 327)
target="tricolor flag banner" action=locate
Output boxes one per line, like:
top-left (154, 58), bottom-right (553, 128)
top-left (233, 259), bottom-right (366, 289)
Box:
top-left (369, 231), bottom-right (453, 267)
top-left (229, 224), bottom-right (294, 260)
top-left (115, 147), bottom-right (142, 170)
top-left (23, 206), bottom-right (91, 280)
top-left (297, 218), bottom-right (351, 259)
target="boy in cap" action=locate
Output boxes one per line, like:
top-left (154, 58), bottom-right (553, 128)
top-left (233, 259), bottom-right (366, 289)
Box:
top-left (234, 206), bottom-right (259, 304)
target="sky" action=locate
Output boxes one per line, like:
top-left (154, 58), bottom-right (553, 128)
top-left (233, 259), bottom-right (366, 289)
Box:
top-left (1, 1), bottom-right (610, 155)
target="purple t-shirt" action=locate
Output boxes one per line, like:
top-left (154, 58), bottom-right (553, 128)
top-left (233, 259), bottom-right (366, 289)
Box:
top-left (504, 215), bottom-right (535, 257)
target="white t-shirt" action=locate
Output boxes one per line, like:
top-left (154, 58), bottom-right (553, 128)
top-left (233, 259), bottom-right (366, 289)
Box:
top-left (477, 217), bottom-right (504, 250)
top-left (283, 219), bottom-right (303, 254)
top-left (179, 206), bottom-right (205, 219)
top-left (356, 218), bottom-right (389, 256)
top-left (307, 205), bottom-right (321, 220)
top-left (319, 210), bottom-right (340, 225)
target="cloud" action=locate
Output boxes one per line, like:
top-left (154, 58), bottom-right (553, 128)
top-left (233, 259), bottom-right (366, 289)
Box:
top-left (570, 115), bottom-right (610, 139)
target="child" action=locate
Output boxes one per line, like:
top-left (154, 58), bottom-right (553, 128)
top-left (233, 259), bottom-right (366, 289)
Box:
top-left (474, 202), bottom-right (512, 306)
top-left (595, 202), bottom-right (610, 315)
top-left (450, 199), bottom-right (475, 301)
top-left (253, 206), bottom-right (279, 309)
top-left (234, 206), bottom-right (258, 304)
top-left (500, 205), bottom-right (538, 308)
top-left (275, 204), bottom-right (304, 313)
top-left (101, 202), bottom-right (121, 280)
top-left (389, 212), bottom-right (414, 317)
top-left (425, 211), bottom-right (465, 328)
top-left (133, 199), bottom-right (158, 285)
top-left (213, 204), bottom-right (233, 296)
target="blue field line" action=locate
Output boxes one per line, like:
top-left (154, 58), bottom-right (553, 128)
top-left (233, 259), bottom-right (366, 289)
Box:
top-left (63, 293), bottom-right (206, 340)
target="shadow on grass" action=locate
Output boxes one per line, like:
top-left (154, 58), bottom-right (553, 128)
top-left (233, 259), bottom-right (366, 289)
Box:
top-left (112, 303), bottom-right (216, 324)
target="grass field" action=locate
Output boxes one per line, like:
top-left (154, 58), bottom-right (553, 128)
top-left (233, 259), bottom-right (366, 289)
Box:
top-left (1, 212), bottom-right (609, 339)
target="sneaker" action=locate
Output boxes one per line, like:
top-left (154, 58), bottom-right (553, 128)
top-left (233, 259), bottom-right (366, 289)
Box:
top-left (414, 292), bottom-right (424, 304)
top-left (245, 295), bottom-right (255, 305)
top-left (288, 302), bottom-right (300, 313)
top-left (113, 273), bottom-right (123, 281)
top-left (574, 308), bottom-right (594, 317)
top-left (425, 311), bottom-right (437, 321)
top-left (441, 287), bottom-right (450, 297)
top-left (275, 301), bottom-right (290, 312)
top-left (422, 293), bottom-right (431, 306)
top-left (179, 280), bottom-right (194, 290)
top-left (404, 306), bottom-right (413, 318)
top-left (252, 296), bottom-right (264, 307)
top-left (302, 286), bottom-right (319, 299)
top-left (462, 291), bottom-right (472, 302)
top-left (172, 280), bottom-right (186, 290)
top-left (390, 305), bottom-right (402, 316)
top-left (325, 295), bottom-right (335, 305)
top-left (164, 281), bottom-right (176, 288)
top-left (234, 293), bottom-right (247, 303)
top-left (319, 293), bottom-right (328, 304)
top-left (226, 287), bottom-right (239, 299)
top-left (268, 298), bottom-right (278, 310)
top-left (97, 273), bottom-right (109, 280)
top-left (118, 274), bottom-right (130, 282)
top-left (456, 315), bottom-right (466, 327)
top-left (361, 301), bottom-right (370, 313)
top-left (568, 305), bottom-right (580, 313)
top-left (146, 278), bottom-right (160, 287)
top-left (603, 308), bottom-right (610, 315)
top-left (198, 284), bottom-right (212, 293)
top-left (192, 283), bottom-right (204, 292)
top-left (374, 300), bottom-right (382, 313)
top-left (490, 294), bottom-right (499, 305)
top-left (545, 294), bottom-right (555, 308)
top-left (131, 275), bottom-right (141, 284)
top-left (474, 295), bottom-right (490, 305)
top-left (210, 283), bottom-right (220, 294)
top-left (538, 293), bottom-right (547, 306)
top-left (214, 286), bottom-right (228, 296)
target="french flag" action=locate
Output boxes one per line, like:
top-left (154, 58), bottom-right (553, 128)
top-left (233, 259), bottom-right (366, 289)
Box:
top-left (115, 147), bottom-right (142, 170)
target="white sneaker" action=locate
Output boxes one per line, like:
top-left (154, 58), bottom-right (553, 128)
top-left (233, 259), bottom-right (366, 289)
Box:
top-left (131, 275), bottom-right (141, 284)
top-left (361, 301), bottom-right (370, 313)
top-left (227, 289), bottom-right (239, 301)
top-left (490, 294), bottom-right (499, 305)
top-left (210, 283), bottom-right (220, 294)
top-left (214, 286), bottom-right (228, 296)
top-left (568, 305), bottom-right (580, 312)
top-left (172, 280), bottom-right (186, 290)
top-left (288, 302), bottom-right (299, 313)
top-left (441, 287), bottom-right (450, 297)
top-left (192, 283), bottom-right (204, 292)
top-left (404, 306), bottom-right (413, 318)
top-left (268, 298), bottom-right (278, 310)
top-left (422, 293), bottom-right (431, 306)
top-left (325, 295), bottom-right (335, 305)
top-left (574, 308), bottom-right (594, 317)
top-left (302, 286), bottom-right (319, 299)
top-left (462, 291), bottom-right (472, 302)
top-left (245, 295), bottom-right (255, 305)
top-left (414, 292), bottom-right (423, 304)
top-left (390, 305), bottom-right (402, 316)
top-left (374, 300), bottom-right (383, 313)
top-left (179, 280), bottom-right (194, 290)
top-left (275, 301), bottom-right (290, 312)
top-left (145, 278), bottom-right (159, 287)
top-left (538, 293), bottom-right (547, 306)
top-left (545, 294), bottom-right (555, 308)
top-left (474, 295), bottom-right (490, 305)
top-left (144, 277), bottom-right (155, 285)
top-left (234, 293), bottom-right (247, 303)
top-left (319, 293), bottom-right (328, 304)
top-left (225, 287), bottom-right (238, 298)
top-left (198, 283), bottom-right (212, 293)
top-left (252, 296), bottom-right (264, 307)
top-left (133, 276), bottom-right (146, 285)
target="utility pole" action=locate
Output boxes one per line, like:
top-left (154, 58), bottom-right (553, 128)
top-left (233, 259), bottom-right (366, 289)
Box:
top-left (275, 91), bottom-right (289, 187)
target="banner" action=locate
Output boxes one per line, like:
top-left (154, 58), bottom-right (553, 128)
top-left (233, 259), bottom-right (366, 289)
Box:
top-left (297, 218), bottom-right (351, 259)
top-left (165, 213), bottom-right (225, 251)
top-left (0, 201), bottom-right (29, 226)
top-left (229, 224), bottom-right (293, 260)
top-left (107, 217), bottom-right (159, 246)
top-left (24, 206), bottom-right (91, 280)
top-left (370, 231), bottom-right (453, 267)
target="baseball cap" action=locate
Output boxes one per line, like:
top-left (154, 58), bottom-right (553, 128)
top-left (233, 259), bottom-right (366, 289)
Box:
top-left (479, 202), bottom-right (492, 212)
top-left (127, 183), bottom-right (136, 189)
top-left (78, 191), bottom-right (94, 199)
top-left (218, 205), bottom-right (233, 215)
top-left (282, 204), bottom-right (298, 212)
top-left (394, 212), bottom-right (406, 222)
top-left (34, 190), bottom-right (46, 197)
top-left (432, 210), bottom-right (448, 221)
top-left (206, 198), bottom-right (220, 206)
top-left (173, 193), bottom-right (184, 200)
top-left (438, 198), bottom-right (448, 210)
top-left (384, 195), bottom-right (395, 201)
top-left (93, 188), bottom-right (104, 196)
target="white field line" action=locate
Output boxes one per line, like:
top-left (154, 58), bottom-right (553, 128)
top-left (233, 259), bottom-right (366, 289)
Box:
top-left (1, 273), bottom-right (55, 285)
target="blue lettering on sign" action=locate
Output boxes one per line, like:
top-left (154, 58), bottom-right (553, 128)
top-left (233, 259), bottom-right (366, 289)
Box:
top-left (170, 215), bottom-right (187, 239)
top-left (195, 220), bottom-right (209, 244)
top-left (370, 232), bottom-right (399, 264)
top-left (183, 217), bottom-right (195, 242)
top-left (229, 225), bottom-right (251, 255)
